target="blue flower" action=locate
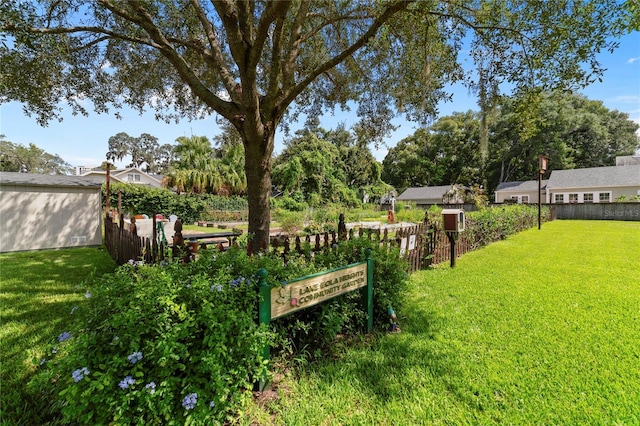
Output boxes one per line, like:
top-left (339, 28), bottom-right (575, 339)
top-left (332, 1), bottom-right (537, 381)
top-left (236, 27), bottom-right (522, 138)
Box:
top-left (40, 358), bottom-right (47, 365)
top-left (211, 284), bottom-right (223, 292)
top-left (58, 331), bottom-right (72, 342)
top-left (209, 400), bottom-right (215, 408)
top-left (182, 392), bottom-right (197, 410)
top-left (72, 367), bottom-right (89, 382)
top-left (127, 351), bottom-right (143, 364)
top-left (145, 382), bottom-right (156, 394)
top-left (119, 376), bottom-right (136, 389)
top-left (85, 291), bottom-right (91, 299)
top-left (230, 277), bottom-right (247, 288)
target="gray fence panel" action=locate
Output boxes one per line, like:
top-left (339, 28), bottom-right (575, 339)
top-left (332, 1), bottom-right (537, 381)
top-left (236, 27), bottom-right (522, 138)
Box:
top-left (551, 203), bottom-right (640, 221)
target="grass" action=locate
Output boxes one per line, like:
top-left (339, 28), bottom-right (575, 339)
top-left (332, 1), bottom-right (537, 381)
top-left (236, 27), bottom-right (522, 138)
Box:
top-left (1, 221), bottom-right (638, 424)
top-left (0, 247), bottom-right (116, 425)
top-left (245, 220), bottom-right (640, 425)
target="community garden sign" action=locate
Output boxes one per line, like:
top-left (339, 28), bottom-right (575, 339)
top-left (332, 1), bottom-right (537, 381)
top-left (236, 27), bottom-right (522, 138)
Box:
top-left (256, 248), bottom-right (374, 390)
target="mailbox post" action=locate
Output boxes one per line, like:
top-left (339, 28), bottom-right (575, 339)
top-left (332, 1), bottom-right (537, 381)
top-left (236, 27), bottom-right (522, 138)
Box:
top-left (441, 209), bottom-right (465, 268)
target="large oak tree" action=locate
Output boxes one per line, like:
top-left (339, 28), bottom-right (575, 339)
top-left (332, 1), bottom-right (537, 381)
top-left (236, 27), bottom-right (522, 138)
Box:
top-left (1, 1), bottom-right (632, 249)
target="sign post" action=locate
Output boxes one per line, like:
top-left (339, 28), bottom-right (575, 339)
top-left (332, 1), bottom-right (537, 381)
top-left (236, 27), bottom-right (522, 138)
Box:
top-left (256, 249), bottom-right (374, 391)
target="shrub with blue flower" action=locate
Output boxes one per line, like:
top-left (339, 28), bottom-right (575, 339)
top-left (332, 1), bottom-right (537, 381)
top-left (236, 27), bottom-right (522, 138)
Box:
top-left (72, 367), bottom-right (89, 383)
top-left (182, 393), bottom-right (197, 410)
top-left (119, 376), bottom-right (135, 389)
top-left (37, 242), bottom-right (405, 424)
top-left (58, 331), bottom-right (72, 342)
top-left (127, 351), bottom-right (143, 364)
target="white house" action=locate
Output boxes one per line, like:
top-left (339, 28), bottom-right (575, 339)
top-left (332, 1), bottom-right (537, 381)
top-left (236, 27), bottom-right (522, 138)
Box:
top-left (494, 180), bottom-right (548, 204)
top-left (81, 167), bottom-right (164, 188)
top-left (545, 165), bottom-right (640, 203)
top-left (494, 164), bottom-right (640, 204)
top-left (0, 172), bottom-right (103, 252)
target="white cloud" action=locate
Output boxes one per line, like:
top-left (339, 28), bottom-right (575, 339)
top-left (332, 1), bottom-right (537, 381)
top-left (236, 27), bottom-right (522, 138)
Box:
top-left (627, 57), bottom-right (640, 64)
top-left (610, 95), bottom-right (640, 104)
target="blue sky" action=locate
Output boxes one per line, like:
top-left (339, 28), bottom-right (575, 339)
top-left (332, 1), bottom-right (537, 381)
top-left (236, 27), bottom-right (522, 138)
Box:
top-left (1, 31), bottom-right (638, 169)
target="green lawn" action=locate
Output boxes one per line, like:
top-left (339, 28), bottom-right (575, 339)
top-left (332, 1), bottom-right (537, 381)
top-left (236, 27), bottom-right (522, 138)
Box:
top-left (1, 222), bottom-right (639, 425)
top-left (0, 247), bottom-right (116, 425)
top-left (248, 220), bottom-right (640, 425)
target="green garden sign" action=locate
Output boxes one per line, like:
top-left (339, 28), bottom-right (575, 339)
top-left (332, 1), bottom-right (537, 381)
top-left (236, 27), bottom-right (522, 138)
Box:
top-left (257, 248), bottom-right (374, 390)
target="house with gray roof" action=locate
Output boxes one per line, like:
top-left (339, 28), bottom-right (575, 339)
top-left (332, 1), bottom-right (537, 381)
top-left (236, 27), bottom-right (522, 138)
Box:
top-left (545, 165), bottom-right (640, 203)
top-left (397, 185), bottom-right (467, 206)
top-left (495, 164), bottom-right (640, 205)
top-left (615, 155), bottom-right (640, 166)
top-left (494, 180), bottom-right (548, 204)
top-left (0, 172), bottom-right (103, 252)
top-left (81, 167), bottom-right (164, 188)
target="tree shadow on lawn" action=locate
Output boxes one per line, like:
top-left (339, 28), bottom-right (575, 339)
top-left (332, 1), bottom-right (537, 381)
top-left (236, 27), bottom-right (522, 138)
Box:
top-left (306, 306), bottom-right (484, 414)
top-left (0, 248), bottom-right (116, 426)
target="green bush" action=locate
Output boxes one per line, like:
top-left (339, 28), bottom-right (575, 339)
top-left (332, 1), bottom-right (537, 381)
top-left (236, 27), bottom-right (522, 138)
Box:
top-left (271, 196), bottom-right (308, 212)
top-left (104, 184), bottom-right (249, 224)
top-left (273, 209), bottom-right (306, 234)
top-left (394, 202), bottom-right (426, 223)
top-left (463, 205), bottom-right (549, 249)
top-left (33, 242), bottom-right (409, 424)
top-left (33, 260), bottom-right (273, 424)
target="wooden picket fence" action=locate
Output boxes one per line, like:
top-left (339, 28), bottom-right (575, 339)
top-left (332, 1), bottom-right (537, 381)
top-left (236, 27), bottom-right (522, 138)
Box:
top-left (268, 214), bottom-right (470, 273)
top-left (423, 223), bottom-right (471, 266)
top-left (104, 212), bottom-right (168, 265)
top-left (104, 211), bottom-right (470, 270)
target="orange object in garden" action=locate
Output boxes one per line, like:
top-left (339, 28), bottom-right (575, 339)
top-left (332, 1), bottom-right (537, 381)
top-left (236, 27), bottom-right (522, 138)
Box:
top-left (387, 209), bottom-right (395, 224)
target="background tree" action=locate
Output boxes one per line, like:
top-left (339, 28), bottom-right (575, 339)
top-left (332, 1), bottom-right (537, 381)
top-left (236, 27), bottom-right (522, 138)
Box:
top-left (166, 134), bottom-right (247, 195)
top-left (0, 136), bottom-right (72, 174)
top-left (382, 112), bottom-right (481, 190)
top-left (381, 136), bottom-right (433, 190)
top-left (272, 131), bottom-right (358, 206)
top-left (486, 91), bottom-right (640, 192)
top-left (2, 1), bottom-right (632, 250)
top-left (106, 132), bottom-right (173, 174)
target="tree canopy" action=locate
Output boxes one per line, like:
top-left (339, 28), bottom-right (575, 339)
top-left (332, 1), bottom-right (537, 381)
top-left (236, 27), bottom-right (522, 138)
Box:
top-left (0, 136), bottom-right (72, 174)
top-left (272, 123), bottom-right (388, 206)
top-left (166, 134), bottom-right (246, 195)
top-left (106, 132), bottom-right (174, 174)
top-left (1, 0), bottom-right (633, 250)
top-left (381, 92), bottom-right (640, 194)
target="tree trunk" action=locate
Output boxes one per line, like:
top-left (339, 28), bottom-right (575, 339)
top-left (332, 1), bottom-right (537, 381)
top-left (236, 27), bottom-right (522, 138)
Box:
top-left (244, 130), bottom-right (274, 254)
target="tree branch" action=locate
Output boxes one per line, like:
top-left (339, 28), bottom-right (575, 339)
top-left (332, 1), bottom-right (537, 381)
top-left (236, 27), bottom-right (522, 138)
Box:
top-left (189, 0), bottom-right (238, 101)
top-left (281, 0), bottom-right (413, 109)
top-left (212, 0), bottom-right (249, 74)
top-left (98, 0), bottom-right (234, 116)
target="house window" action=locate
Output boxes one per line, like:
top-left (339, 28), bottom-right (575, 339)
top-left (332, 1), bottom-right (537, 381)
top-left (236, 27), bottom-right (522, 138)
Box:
top-left (599, 192), bottom-right (611, 203)
top-left (583, 193), bottom-right (593, 203)
top-left (127, 173), bottom-right (141, 182)
top-left (510, 195), bottom-right (530, 204)
top-left (555, 194), bottom-right (564, 203)
top-left (569, 193), bottom-right (578, 203)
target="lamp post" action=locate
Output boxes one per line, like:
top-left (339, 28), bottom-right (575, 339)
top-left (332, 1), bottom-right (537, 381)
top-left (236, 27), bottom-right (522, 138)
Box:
top-left (538, 155), bottom-right (548, 230)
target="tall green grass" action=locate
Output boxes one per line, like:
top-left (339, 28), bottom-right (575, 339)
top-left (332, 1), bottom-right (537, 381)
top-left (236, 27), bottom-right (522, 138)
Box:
top-left (0, 247), bottom-right (116, 425)
top-left (246, 220), bottom-right (640, 424)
